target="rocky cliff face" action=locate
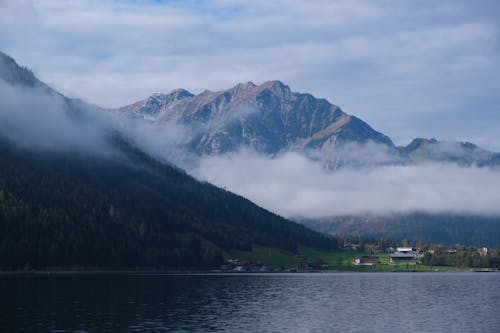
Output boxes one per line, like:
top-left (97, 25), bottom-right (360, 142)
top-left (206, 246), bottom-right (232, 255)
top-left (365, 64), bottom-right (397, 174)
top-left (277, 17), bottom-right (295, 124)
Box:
top-left (118, 80), bottom-right (396, 163)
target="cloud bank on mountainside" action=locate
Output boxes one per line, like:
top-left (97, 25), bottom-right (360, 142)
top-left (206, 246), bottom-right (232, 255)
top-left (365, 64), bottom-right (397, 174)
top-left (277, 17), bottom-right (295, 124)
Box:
top-left (192, 148), bottom-right (500, 219)
top-left (0, 79), bottom-right (112, 154)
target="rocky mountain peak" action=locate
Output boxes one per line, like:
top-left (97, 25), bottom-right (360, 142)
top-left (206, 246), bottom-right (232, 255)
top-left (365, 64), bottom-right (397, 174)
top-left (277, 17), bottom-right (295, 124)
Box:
top-left (123, 88), bottom-right (194, 118)
top-left (221, 81), bottom-right (257, 101)
top-left (260, 80), bottom-right (287, 89)
top-left (168, 88), bottom-right (194, 100)
top-left (117, 80), bottom-right (394, 155)
top-left (117, 80), bottom-right (396, 157)
top-left (233, 81), bottom-right (256, 90)
top-left (257, 80), bottom-right (292, 99)
top-left (403, 138), bottom-right (438, 153)
top-left (119, 80), bottom-right (494, 168)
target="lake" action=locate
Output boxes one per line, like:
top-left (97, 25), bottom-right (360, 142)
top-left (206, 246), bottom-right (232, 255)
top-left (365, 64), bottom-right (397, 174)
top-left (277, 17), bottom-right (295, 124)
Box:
top-left (0, 272), bottom-right (498, 332)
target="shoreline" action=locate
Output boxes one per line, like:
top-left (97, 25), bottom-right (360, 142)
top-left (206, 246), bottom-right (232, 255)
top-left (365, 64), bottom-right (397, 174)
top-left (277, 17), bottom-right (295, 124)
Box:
top-left (0, 269), bottom-right (497, 275)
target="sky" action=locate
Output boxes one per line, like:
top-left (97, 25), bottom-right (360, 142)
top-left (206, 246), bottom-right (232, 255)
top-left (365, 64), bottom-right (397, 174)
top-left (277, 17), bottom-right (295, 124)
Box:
top-left (1, 0), bottom-right (499, 149)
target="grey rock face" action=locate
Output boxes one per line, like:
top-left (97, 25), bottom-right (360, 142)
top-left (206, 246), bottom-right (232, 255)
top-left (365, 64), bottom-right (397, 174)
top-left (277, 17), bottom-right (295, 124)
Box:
top-left (118, 80), bottom-right (395, 160)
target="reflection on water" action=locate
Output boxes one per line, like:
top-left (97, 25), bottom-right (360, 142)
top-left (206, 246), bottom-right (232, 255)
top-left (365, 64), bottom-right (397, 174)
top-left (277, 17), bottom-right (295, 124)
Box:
top-left (0, 272), bottom-right (499, 332)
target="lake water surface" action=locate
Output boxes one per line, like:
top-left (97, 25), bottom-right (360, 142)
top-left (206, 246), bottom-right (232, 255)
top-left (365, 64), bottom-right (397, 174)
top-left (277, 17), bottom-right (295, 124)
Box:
top-left (0, 272), bottom-right (498, 332)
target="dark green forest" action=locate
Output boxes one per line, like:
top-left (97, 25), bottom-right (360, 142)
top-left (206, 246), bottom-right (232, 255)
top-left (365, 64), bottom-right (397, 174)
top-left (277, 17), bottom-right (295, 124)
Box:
top-left (0, 137), bottom-right (337, 270)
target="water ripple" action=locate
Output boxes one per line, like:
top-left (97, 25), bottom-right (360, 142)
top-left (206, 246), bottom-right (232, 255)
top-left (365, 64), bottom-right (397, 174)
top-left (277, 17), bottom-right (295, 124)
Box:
top-left (0, 273), bottom-right (498, 332)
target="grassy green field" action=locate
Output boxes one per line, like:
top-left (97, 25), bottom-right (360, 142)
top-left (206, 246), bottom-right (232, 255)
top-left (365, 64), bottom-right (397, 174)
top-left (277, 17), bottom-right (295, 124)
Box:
top-left (226, 244), bottom-right (457, 271)
top-left (225, 245), bottom-right (301, 268)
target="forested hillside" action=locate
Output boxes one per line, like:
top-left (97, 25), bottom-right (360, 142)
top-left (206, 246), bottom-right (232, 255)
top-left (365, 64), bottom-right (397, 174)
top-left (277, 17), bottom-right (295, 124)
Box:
top-left (0, 137), bottom-right (337, 270)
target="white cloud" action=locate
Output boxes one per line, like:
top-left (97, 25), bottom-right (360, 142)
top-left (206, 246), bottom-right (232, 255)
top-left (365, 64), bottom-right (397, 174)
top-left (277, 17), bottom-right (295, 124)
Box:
top-left (0, 79), bottom-right (111, 153)
top-left (112, 113), bottom-right (197, 167)
top-left (192, 150), bottom-right (500, 218)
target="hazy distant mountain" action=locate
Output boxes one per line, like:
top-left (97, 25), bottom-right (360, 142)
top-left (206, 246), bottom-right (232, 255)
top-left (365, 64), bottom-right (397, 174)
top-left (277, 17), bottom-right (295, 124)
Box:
top-left (119, 81), bottom-right (499, 168)
top-left (300, 213), bottom-right (500, 247)
top-left (399, 138), bottom-right (500, 167)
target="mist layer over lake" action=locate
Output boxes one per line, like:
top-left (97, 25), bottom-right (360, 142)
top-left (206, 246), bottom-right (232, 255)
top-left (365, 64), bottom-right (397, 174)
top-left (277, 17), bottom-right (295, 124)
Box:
top-left (1, 273), bottom-right (498, 332)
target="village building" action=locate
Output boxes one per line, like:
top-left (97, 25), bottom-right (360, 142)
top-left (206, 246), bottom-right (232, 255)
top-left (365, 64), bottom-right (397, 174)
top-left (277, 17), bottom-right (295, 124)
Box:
top-left (390, 247), bottom-right (419, 263)
top-left (353, 256), bottom-right (379, 266)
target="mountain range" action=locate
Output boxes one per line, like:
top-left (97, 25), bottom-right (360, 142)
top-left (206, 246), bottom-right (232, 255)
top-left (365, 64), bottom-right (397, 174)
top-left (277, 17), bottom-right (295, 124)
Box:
top-left (117, 81), bottom-right (500, 169)
top-left (118, 81), bottom-right (393, 158)
top-left (1, 50), bottom-right (499, 256)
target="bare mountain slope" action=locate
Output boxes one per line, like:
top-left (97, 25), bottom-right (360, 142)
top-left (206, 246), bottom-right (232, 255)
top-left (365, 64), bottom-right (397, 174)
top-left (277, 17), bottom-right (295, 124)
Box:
top-left (118, 80), bottom-right (395, 161)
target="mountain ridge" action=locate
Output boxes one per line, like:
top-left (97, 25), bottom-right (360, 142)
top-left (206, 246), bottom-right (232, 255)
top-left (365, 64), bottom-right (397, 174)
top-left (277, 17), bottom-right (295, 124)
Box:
top-left (118, 80), bottom-right (498, 168)
top-left (118, 80), bottom-right (396, 161)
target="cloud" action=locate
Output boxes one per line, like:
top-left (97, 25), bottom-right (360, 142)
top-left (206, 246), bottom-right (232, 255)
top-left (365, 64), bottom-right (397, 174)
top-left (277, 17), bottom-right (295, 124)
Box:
top-left (0, 62), bottom-right (196, 166)
top-left (0, 78), bottom-right (112, 153)
top-left (113, 100), bottom-right (262, 165)
top-left (112, 113), bottom-right (197, 167)
top-left (192, 149), bottom-right (500, 219)
top-left (305, 141), bottom-right (403, 169)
